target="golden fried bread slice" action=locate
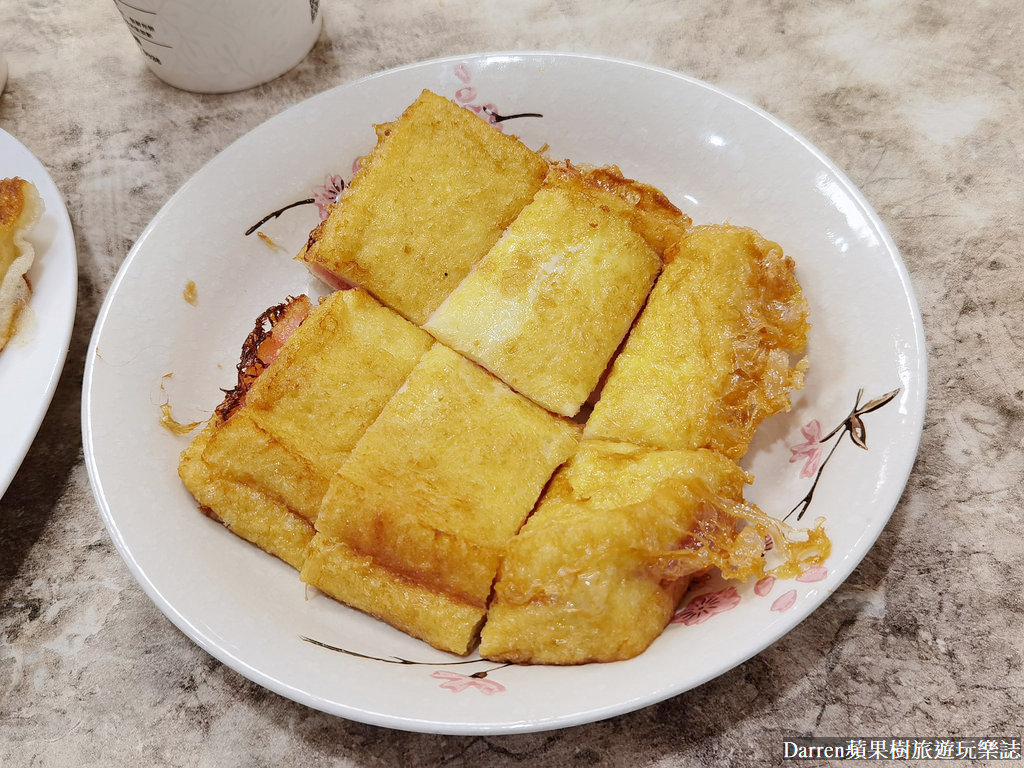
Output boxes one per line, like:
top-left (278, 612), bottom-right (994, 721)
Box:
top-left (423, 166), bottom-right (662, 417)
top-left (178, 290), bottom-right (433, 567)
top-left (0, 177), bottom-right (43, 350)
top-left (479, 440), bottom-right (752, 665)
top-left (584, 224), bottom-right (809, 459)
top-left (298, 89), bottom-right (549, 325)
top-left (303, 343), bottom-right (581, 654)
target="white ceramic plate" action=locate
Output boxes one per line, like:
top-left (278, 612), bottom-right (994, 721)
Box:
top-left (82, 53), bottom-right (926, 734)
top-left (0, 129), bottom-right (77, 499)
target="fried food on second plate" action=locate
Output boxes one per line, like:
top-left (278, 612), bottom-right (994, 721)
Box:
top-left (0, 177), bottom-right (43, 350)
top-left (178, 290), bottom-right (433, 568)
top-left (302, 343), bottom-right (581, 655)
top-left (480, 439), bottom-right (765, 665)
top-left (584, 224), bottom-right (809, 459)
top-left (297, 89), bottom-right (549, 325)
top-left (423, 164), bottom-right (663, 417)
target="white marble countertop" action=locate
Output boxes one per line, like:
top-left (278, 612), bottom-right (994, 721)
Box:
top-left (1, 1), bottom-right (1021, 765)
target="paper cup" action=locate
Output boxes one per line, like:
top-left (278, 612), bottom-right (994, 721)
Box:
top-left (114, 0), bottom-right (323, 93)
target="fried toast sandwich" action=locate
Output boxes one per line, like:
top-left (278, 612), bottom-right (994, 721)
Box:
top-left (423, 163), bottom-right (668, 418)
top-left (0, 177), bottom-right (43, 351)
top-left (178, 289), bottom-right (433, 568)
top-left (585, 224), bottom-right (810, 459)
top-left (480, 440), bottom-right (762, 664)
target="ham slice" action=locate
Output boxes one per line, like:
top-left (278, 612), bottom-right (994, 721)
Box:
top-left (215, 295), bottom-right (312, 420)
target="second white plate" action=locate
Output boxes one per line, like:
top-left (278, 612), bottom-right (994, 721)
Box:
top-left (0, 129), bottom-right (77, 499)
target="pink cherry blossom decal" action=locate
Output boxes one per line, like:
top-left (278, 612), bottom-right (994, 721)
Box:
top-left (312, 174), bottom-right (345, 220)
top-left (431, 670), bottom-right (506, 695)
top-left (480, 103), bottom-right (501, 124)
top-left (785, 388), bottom-right (901, 522)
top-left (754, 576), bottom-right (776, 597)
top-left (771, 589), bottom-right (798, 613)
top-left (789, 419), bottom-right (825, 479)
top-left (447, 66), bottom-right (510, 132)
top-left (796, 565), bottom-right (829, 583)
top-left (672, 587), bottom-right (741, 626)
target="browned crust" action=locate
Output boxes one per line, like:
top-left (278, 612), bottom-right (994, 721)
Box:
top-left (299, 218), bottom-right (327, 263)
top-left (548, 161), bottom-right (691, 256)
top-left (342, 535), bottom-right (489, 612)
top-left (215, 295), bottom-right (312, 421)
top-left (577, 163), bottom-right (685, 222)
top-left (197, 504), bottom-right (223, 523)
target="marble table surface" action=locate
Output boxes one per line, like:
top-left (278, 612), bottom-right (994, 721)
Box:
top-left (2, 2), bottom-right (1021, 765)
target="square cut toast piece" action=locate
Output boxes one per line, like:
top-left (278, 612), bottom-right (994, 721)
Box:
top-left (584, 224), bottom-right (810, 460)
top-left (302, 343), bottom-right (581, 655)
top-left (479, 440), bottom-right (751, 665)
top-left (298, 89), bottom-right (549, 325)
top-left (178, 290), bottom-right (434, 569)
top-left (423, 165), bottom-right (663, 417)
